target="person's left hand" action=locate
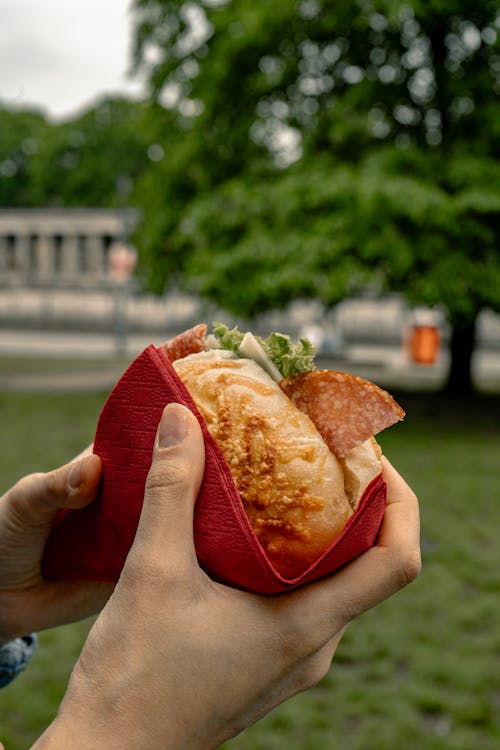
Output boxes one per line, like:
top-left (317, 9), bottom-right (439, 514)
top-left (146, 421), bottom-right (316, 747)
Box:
top-left (0, 449), bottom-right (114, 645)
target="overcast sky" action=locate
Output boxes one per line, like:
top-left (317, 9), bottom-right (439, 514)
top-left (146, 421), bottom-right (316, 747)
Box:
top-left (0, 0), bottom-right (145, 122)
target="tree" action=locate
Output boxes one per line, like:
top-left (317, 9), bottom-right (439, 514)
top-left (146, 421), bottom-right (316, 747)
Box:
top-left (174, 147), bottom-right (500, 396)
top-left (0, 98), bottom-right (155, 208)
top-left (0, 108), bottom-right (52, 206)
top-left (130, 0), bottom-right (500, 394)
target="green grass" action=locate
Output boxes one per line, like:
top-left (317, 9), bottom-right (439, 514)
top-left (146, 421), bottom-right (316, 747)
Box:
top-left (0, 391), bottom-right (106, 488)
top-left (0, 356), bottom-right (128, 375)
top-left (1, 390), bottom-right (500, 749)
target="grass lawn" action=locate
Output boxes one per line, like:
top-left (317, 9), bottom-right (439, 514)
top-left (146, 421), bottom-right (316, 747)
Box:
top-left (0, 356), bottom-right (129, 375)
top-left (0, 389), bottom-right (500, 749)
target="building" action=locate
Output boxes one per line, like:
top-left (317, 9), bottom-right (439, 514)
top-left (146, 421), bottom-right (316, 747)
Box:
top-left (0, 207), bottom-right (136, 287)
top-left (0, 207), bottom-right (205, 337)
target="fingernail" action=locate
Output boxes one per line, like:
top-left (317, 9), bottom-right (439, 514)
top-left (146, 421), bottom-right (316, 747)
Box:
top-left (69, 458), bottom-right (86, 489)
top-left (158, 404), bottom-right (188, 448)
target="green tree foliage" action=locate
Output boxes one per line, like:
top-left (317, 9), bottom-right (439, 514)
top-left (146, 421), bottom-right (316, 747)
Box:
top-left (0, 98), bottom-right (154, 208)
top-left (130, 0), bottom-right (500, 393)
top-left (0, 108), bottom-right (52, 206)
top-left (175, 150), bottom-right (499, 315)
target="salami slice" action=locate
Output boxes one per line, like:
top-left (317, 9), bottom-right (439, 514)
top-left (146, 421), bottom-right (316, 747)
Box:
top-left (160, 323), bottom-right (207, 361)
top-left (279, 370), bottom-right (405, 458)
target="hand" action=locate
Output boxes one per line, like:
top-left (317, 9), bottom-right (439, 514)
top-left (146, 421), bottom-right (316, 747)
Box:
top-left (0, 447), bottom-right (113, 645)
top-left (35, 404), bottom-right (420, 750)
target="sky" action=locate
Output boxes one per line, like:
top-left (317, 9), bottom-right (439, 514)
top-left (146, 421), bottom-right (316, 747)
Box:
top-left (0, 0), bottom-right (144, 122)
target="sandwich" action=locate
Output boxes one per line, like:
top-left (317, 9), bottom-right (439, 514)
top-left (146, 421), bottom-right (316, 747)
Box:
top-left (42, 322), bottom-right (404, 591)
top-left (163, 323), bottom-right (404, 579)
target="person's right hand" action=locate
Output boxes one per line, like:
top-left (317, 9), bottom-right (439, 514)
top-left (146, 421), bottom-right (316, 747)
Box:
top-left (33, 403), bottom-right (420, 750)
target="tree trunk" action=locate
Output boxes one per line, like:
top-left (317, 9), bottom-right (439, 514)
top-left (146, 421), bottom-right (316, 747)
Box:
top-left (444, 313), bottom-right (478, 396)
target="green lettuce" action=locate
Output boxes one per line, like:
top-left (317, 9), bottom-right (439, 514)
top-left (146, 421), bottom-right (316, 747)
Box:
top-left (211, 321), bottom-right (246, 352)
top-left (263, 331), bottom-right (316, 378)
top-left (211, 322), bottom-right (316, 378)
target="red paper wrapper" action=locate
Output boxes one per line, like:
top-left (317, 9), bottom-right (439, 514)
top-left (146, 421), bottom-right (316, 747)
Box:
top-left (42, 346), bottom-right (386, 594)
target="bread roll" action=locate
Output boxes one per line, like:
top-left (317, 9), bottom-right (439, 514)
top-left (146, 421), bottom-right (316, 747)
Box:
top-left (341, 437), bottom-right (382, 509)
top-left (173, 350), bottom-right (380, 579)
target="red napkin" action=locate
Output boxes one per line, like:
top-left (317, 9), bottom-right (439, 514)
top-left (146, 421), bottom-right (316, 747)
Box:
top-left (42, 346), bottom-right (386, 594)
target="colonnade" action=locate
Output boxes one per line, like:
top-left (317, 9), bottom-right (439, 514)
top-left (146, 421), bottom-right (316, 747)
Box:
top-left (0, 209), bottom-right (135, 285)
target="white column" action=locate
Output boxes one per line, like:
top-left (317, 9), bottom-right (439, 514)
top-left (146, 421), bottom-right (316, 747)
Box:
top-left (35, 235), bottom-right (54, 279)
top-left (0, 235), bottom-right (7, 275)
top-left (61, 235), bottom-right (80, 281)
top-left (86, 235), bottom-right (105, 279)
top-left (15, 235), bottom-right (30, 280)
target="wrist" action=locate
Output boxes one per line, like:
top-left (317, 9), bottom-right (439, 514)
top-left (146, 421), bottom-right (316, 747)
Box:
top-left (32, 669), bottom-right (192, 750)
top-left (33, 711), bottom-right (195, 750)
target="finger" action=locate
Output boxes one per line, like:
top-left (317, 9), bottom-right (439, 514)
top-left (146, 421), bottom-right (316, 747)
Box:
top-left (41, 580), bottom-right (114, 626)
top-left (5, 454), bottom-right (103, 527)
top-left (65, 454), bottom-right (103, 509)
top-left (329, 456), bottom-right (420, 611)
top-left (377, 456), bottom-right (420, 549)
top-left (1, 580), bottom-right (115, 639)
top-left (283, 458), bottom-right (420, 644)
top-left (71, 443), bottom-right (94, 461)
top-left (126, 403), bottom-right (205, 577)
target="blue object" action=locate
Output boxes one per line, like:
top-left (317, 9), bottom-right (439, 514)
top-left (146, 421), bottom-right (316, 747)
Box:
top-left (0, 634), bottom-right (38, 687)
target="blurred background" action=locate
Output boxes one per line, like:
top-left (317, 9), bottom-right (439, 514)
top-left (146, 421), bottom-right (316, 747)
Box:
top-left (1, 1), bottom-right (499, 748)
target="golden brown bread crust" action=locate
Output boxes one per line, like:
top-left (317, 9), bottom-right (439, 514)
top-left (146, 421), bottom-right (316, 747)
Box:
top-left (173, 350), bottom-right (354, 579)
top-left (341, 437), bottom-right (382, 509)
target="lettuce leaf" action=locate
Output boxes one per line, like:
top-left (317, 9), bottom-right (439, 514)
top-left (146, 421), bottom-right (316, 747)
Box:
top-left (263, 331), bottom-right (316, 378)
top-left (211, 322), bottom-right (316, 378)
top-left (211, 321), bottom-right (245, 352)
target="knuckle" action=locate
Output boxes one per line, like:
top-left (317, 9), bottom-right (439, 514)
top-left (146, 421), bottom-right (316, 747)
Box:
top-left (123, 554), bottom-right (156, 588)
top-left (6, 472), bottom-right (45, 513)
top-left (123, 546), bottom-right (192, 595)
top-left (145, 455), bottom-right (195, 496)
top-left (11, 471), bottom-right (43, 495)
top-left (295, 652), bottom-right (332, 693)
top-left (399, 548), bottom-right (422, 587)
top-left (270, 596), bottom-right (338, 665)
top-left (31, 468), bottom-right (64, 505)
top-left (120, 553), bottom-right (165, 597)
top-left (43, 468), bottom-right (61, 498)
top-left (384, 544), bottom-right (422, 592)
top-left (36, 467), bottom-right (69, 513)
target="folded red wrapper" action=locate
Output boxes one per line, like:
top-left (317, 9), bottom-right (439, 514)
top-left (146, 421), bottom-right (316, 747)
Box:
top-left (42, 346), bottom-right (386, 594)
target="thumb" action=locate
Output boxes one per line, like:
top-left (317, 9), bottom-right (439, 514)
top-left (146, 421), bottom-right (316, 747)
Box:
top-left (2, 454), bottom-right (103, 530)
top-left (128, 403), bottom-right (205, 576)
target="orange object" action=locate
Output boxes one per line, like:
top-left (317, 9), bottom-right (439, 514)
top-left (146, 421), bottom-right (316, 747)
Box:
top-left (411, 325), bottom-right (440, 364)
